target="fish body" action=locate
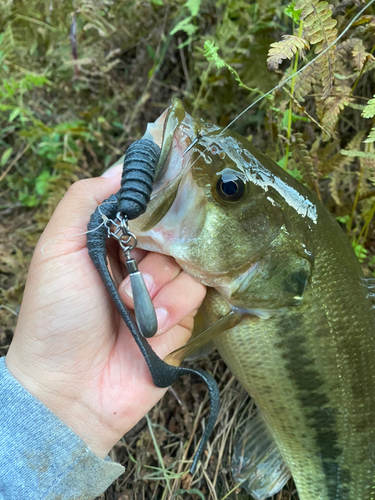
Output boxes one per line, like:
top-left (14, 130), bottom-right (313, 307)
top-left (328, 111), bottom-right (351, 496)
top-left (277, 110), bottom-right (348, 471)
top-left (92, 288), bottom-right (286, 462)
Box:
top-left (131, 100), bottom-right (375, 500)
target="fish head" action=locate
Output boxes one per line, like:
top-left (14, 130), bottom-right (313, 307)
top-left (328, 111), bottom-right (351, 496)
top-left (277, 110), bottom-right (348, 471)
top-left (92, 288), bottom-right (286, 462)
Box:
top-left (130, 99), bottom-right (314, 308)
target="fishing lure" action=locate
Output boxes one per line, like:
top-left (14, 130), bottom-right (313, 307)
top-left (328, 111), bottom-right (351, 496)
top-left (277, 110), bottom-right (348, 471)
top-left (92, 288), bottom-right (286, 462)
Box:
top-left (86, 137), bottom-right (220, 473)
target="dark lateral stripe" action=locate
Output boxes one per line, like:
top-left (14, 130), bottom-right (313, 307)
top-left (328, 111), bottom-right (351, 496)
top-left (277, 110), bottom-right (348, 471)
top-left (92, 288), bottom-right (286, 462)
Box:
top-left (275, 313), bottom-right (351, 500)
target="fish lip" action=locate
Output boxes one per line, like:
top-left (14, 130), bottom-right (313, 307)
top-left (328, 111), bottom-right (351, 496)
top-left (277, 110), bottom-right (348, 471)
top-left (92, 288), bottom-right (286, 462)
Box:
top-left (142, 99), bottom-right (196, 199)
top-left (141, 108), bottom-right (168, 148)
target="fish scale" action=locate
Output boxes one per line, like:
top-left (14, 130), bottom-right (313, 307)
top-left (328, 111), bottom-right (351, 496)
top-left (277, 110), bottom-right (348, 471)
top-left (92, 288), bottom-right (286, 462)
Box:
top-left (214, 208), bottom-right (375, 500)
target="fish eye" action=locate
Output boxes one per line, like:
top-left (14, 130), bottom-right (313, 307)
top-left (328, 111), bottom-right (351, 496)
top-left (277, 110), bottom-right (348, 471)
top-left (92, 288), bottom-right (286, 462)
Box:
top-left (216, 177), bottom-right (246, 202)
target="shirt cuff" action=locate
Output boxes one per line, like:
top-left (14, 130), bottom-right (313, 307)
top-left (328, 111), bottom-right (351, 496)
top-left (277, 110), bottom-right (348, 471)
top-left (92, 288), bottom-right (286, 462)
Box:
top-left (0, 356), bottom-right (125, 500)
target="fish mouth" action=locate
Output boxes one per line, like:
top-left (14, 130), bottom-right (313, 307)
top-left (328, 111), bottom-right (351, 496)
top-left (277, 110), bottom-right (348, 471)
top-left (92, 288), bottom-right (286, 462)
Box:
top-left (130, 99), bottom-right (199, 234)
top-left (143, 98), bottom-right (198, 196)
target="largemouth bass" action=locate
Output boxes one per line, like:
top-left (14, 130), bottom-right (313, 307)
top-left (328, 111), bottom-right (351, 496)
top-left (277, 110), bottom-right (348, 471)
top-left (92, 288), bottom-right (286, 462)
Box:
top-left (129, 99), bottom-right (375, 500)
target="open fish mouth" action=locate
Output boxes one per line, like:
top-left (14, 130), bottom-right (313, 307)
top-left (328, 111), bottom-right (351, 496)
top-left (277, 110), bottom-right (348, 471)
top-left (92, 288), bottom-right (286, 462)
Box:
top-left (128, 98), bottom-right (208, 253)
top-left (141, 98), bottom-right (199, 198)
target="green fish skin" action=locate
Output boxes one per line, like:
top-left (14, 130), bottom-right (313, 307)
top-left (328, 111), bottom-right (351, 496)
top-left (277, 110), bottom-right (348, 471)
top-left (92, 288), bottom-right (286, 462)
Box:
top-left (131, 99), bottom-right (375, 500)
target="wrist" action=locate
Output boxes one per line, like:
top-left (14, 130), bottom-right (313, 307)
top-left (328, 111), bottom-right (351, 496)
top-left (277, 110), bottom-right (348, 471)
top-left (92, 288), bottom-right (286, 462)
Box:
top-left (5, 350), bottom-right (120, 458)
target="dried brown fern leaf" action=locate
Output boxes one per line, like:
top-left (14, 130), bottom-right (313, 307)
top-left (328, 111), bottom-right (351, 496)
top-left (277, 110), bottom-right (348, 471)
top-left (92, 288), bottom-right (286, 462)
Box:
top-left (75, 0), bottom-right (116, 37)
top-left (293, 59), bottom-right (318, 102)
top-left (336, 38), bottom-right (374, 71)
top-left (314, 137), bottom-right (341, 175)
top-left (328, 131), bottom-right (366, 206)
top-left (359, 154), bottom-right (375, 199)
top-left (318, 85), bottom-right (353, 139)
top-left (352, 14), bottom-right (375, 28)
top-left (295, 0), bottom-right (337, 99)
top-left (283, 87), bottom-right (329, 134)
top-left (267, 35), bottom-right (309, 72)
top-left (290, 132), bottom-right (320, 189)
top-left (0, 22), bottom-right (31, 66)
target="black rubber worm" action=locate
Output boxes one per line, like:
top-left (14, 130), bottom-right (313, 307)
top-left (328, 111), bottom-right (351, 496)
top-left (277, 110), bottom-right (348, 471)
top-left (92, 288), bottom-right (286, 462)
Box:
top-left (87, 138), bottom-right (220, 473)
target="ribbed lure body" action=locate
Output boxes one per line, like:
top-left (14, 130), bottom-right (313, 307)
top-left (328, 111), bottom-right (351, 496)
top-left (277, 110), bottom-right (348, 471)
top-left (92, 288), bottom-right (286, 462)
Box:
top-left (118, 138), bottom-right (160, 219)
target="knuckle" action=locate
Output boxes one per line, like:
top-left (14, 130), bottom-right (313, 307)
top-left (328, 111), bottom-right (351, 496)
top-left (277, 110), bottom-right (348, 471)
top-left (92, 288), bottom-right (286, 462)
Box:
top-left (66, 178), bottom-right (92, 197)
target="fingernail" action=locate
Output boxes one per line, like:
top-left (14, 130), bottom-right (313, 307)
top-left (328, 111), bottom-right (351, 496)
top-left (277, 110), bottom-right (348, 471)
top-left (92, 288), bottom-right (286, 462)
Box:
top-left (123, 277), bottom-right (133, 298)
top-left (101, 163), bottom-right (122, 178)
top-left (155, 307), bottom-right (168, 334)
top-left (122, 273), bottom-right (154, 299)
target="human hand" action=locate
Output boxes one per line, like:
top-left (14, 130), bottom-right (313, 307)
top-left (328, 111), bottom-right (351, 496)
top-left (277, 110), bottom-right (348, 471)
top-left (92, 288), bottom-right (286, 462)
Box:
top-left (6, 163), bottom-right (206, 458)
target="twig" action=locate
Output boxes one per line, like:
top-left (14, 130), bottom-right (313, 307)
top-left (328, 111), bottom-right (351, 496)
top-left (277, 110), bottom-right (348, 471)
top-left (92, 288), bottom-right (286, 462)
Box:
top-left (178, 38), bottom-right (191, 90)
top-left (70, 14), bottom-right (79, 77)
top-left (0, 143), bottom-right (31, 183)
top-left (0, 305), bottom-right (18, 316)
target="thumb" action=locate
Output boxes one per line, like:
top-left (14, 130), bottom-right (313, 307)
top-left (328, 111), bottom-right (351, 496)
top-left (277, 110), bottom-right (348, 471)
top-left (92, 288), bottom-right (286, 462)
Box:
top-left (35, 163), bottom-right (122, 260)
top-left (36, 162), bottom-right (123, 260)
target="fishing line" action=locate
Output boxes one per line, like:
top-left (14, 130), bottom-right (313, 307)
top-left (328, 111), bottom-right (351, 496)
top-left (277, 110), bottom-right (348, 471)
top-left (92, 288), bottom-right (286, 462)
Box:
top-left (40, 200), bottom-right (117, 254)
top-left (219, 0), bottom-right (375, 136)
top-left (182, 0), bottom-right (375, 172)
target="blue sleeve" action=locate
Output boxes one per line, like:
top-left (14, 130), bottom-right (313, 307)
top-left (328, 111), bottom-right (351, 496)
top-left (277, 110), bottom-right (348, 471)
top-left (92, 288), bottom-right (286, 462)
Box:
top-left (0, 357), bottom-right (125, 500)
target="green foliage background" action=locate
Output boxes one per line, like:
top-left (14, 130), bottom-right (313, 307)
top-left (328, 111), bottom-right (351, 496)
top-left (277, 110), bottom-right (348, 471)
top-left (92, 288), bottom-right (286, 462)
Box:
top-left (1, 1), bottom-right (375, 499)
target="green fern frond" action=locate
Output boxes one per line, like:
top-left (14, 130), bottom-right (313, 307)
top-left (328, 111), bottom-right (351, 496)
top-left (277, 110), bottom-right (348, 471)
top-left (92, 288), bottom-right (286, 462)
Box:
top-left (267, 35), bottom-right (309, 71)
top-left (203, 40), bottom-right (262, 94)
top-left (362, 95), bottom-right (375, 119)
top-left (203, 40), bottom-right (225, 68)
top-left (364, 126), bottom-right (375, 144)
top-left (362, 95), bottom-right (375, 144)
top-left (340, 150), bottom-right (375, 159)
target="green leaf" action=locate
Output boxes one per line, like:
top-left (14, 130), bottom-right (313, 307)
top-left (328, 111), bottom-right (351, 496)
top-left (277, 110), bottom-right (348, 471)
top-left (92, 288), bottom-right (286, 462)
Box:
top-left (146, 43), bottom-right (156, 60)
top-left (9, 108), bottom-right (21, 122)
top-left (35, 169), bottom-right (55, 196)
top-left (170, 16), bottom-right (197, 36)
top-left (0, 147), bottom-right (12, 166)
top-left (352, 242), bottom-right (368, 263)
top-left (151, 0), bottom-right (164, 5)
top-left (186, 0), bottom-right (201, 16)
top-left (284, 2), bottom-right (302, 22)
top-left (277, 155), bottom-right (287, 169)
top-left (282, 110), bottom-right (309, 127)
top-left (19, 190), bottom-right (38, 207)
top-left (112, 121), bottom-right (124, 130)
top-left (286, 167), bottom-right (303, 181)
top-left (174, 489), bottom-right (206, 500)
top-left (336, 214), bottom-right (350, 224)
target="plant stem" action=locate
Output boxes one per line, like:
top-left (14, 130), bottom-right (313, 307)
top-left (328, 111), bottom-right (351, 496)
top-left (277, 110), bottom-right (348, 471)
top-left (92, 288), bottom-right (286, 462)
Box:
top-left (284, 21), bottom-right (303, 171)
